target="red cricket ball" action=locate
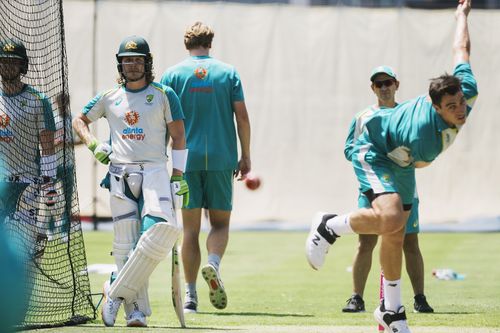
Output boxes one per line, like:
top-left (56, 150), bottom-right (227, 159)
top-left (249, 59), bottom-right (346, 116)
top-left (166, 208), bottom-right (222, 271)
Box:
top-left (245, 174), bottom-right (261, 190)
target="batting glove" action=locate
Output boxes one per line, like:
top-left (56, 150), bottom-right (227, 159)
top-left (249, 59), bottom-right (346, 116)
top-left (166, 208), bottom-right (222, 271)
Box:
top-left (88, 139), bottom-right (112, 165)
top-left (170, 175), bottom-right (189, 209)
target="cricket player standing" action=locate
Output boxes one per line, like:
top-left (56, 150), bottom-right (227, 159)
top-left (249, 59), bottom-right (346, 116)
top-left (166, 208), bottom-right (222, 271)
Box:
top-left (73, 35), bottom-right (189, 327)
top-left (306, 1), bottom-right (477, 332)
top-left (161, 22), bottom-right (251, 314)
top-left (0, 38), bottom-right (57, 257)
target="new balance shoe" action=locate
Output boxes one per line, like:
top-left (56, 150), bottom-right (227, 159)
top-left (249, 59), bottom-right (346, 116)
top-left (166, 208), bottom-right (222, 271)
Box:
top-left (126, 309), bottom-right (147, 327)
top-left (374, 303), bottom-right (411, 333)
top-left (201, 264), bottom-right (227, 310)
top-left (414, 294), bottom-right (434, 313)
top-left (184, 300), bottom-right (198, 314)
top-left (101, 280), bottom-right (123, 327)
top-left (305, 212), bottom-right (339, 270)
top-left (342, 294), bottom-right (366, 313)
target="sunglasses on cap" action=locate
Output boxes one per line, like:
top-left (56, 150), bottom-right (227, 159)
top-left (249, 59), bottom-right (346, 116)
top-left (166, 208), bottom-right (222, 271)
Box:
top-left (373, 79), bottom-right (395, 88)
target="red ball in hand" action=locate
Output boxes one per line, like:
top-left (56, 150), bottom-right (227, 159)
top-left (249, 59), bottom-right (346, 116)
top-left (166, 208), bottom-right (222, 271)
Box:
top-left (245, 174), bottom-right (261, 190)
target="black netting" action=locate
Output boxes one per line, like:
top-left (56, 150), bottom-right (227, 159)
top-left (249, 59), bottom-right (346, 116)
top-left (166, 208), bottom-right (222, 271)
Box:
top-left (0, 0), bottom-right (95, 329)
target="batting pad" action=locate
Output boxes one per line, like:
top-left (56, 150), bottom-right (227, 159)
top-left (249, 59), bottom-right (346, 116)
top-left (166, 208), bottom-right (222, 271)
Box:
top-left (113, 218), bottom-right (140, 270)
top-left (113, 219), bottom-right (152, 316)
top-left (108, 222), bottom-right (180, 302)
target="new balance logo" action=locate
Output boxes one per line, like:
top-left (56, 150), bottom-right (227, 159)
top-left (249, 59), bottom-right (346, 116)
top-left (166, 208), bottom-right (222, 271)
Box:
top-left (388, 283), bottom-right (397, 287)
top-left (312, 234), bottom-right (321, 246)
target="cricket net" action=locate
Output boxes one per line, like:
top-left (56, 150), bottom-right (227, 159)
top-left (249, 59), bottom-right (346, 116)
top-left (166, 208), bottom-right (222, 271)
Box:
top-left (0, 0), bottom-right (95, 328)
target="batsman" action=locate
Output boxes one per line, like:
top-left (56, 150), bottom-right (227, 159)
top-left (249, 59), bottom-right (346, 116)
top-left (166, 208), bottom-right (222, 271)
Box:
top-left (73, 35), bottom-right (189, 327)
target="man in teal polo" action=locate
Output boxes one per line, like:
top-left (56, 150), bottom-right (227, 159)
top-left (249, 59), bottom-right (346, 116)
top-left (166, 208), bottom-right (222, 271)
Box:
top-left (161, 22), bottom-right (251, 313)
top-left (306, 1), bottom-right (477, 332)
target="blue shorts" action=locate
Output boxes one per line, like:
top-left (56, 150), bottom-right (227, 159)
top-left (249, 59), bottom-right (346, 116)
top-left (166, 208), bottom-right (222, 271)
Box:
top-left (358, 193), bottom-right (420, 234)
top-left (184, 170), bottom-right (234, 211)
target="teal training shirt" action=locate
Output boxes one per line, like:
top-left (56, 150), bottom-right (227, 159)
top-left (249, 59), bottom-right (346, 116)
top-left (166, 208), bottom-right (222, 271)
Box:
top-left (362, 62), bottom-right (478, 166)
top-left (161, 56), bottom-right (245, 171)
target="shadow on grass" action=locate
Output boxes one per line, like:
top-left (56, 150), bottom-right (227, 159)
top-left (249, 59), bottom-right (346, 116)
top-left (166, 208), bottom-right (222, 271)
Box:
top-left (432, 311), bottom-right (479, 315)
top-left (197, 311), bottom-right (313, 318)
top-left (81, 324), bottom-right (239, 330)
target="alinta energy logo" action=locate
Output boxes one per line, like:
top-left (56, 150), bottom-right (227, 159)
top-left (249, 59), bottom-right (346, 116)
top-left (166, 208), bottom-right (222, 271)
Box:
top-left (191, 67), bottom-right (213, 93)
top-left (0, 112), bottom-right (13, 143)
top-left (125, 110), bottom-right (140, 126)
top-left (122, 110), bottom-right (145, 141)
top-left (194, 67), bottom-right (207, 80)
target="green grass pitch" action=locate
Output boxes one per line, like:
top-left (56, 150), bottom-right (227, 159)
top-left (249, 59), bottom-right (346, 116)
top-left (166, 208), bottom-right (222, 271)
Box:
top-left (33, 231), bottom-right (500, 332)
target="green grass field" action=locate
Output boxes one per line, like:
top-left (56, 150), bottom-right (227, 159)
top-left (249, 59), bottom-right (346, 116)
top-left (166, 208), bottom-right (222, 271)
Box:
top-left (33, 230), bottom-right (500, 332)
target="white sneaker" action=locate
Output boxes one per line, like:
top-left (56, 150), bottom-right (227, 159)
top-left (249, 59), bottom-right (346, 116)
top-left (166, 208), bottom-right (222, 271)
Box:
top-left (101, 280), bottom-right (123, 327)
top-left (201, 264), bottom-right (227, 310)
top-left (374, 303), bottom-right (411, 333)
top-left (305, 212), bottom-right (338, 270)
top-left (126, 309), bottom-right (147, 327)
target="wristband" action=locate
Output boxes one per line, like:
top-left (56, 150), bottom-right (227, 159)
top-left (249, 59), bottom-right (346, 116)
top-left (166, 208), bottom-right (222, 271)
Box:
top-left (172, 149), bottom-right (188, 172)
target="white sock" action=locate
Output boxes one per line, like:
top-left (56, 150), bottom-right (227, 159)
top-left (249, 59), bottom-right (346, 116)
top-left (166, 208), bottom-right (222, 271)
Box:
top-left (185, 283), bottom-right (197, 302)
top-left (383, 278), bottom-right (402, 312)
top-left (208, 253), bottom-right (221, 271)
top-left (325, 214), bottom-right (354, 236)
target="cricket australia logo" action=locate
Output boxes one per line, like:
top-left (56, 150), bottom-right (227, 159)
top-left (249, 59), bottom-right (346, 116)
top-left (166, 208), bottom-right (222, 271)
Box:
top-left (124, 110), bottom-right (140, 126)
top-left (146, 94), bottom-right (154, 104)
top-left (381, 174), bottom-right (393, 185)
top-left (125, 41), bottom-right (138, 50)
top-left (194, 67), bottom-right (207, 80)
top-left (3, 43), bottom-right (15, 53)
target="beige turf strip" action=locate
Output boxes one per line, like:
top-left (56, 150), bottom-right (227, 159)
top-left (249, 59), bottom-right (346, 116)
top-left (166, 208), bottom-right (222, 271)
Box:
top-left (228, 327), bottom-right (500, 333)
top-left (31, 326), bottom-right (500, 332)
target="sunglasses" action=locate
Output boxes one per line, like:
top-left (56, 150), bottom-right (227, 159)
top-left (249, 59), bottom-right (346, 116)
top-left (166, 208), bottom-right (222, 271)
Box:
top-left (373, 79), bottom-right (395, 88)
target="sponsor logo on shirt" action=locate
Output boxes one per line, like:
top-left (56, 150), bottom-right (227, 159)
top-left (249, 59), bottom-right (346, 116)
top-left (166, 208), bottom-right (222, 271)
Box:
top-left (125, 110), bottom-right (140, 126)
top-left (190, 67), bottom-right (213, 93)
top-left (115, 97), bottom-right (123, 106)
top-left (122, 110), bottom-right (145, 141)
top-left (194, 67), bottom-right (207, 80)
top-left (0, 112), bottom-right (13, 143)
top-left (190, 81), bottom-right (213, 93)
top-left (146, 94), bottom-right (154, 104)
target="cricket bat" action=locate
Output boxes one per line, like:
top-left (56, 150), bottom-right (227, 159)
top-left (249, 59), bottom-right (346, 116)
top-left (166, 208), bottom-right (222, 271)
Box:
top-left (171, 241), bottom-right (186, 327)
top-left (378, 270), bottom-right (384, 332)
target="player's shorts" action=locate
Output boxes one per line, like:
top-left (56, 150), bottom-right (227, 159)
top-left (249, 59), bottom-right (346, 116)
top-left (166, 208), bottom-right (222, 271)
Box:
top-left (184, 170), bottom-right (233, 211)
top-left (358, 193), bottom-right (419, 234)
top-left (352, 143), bottom-right (415, 209)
